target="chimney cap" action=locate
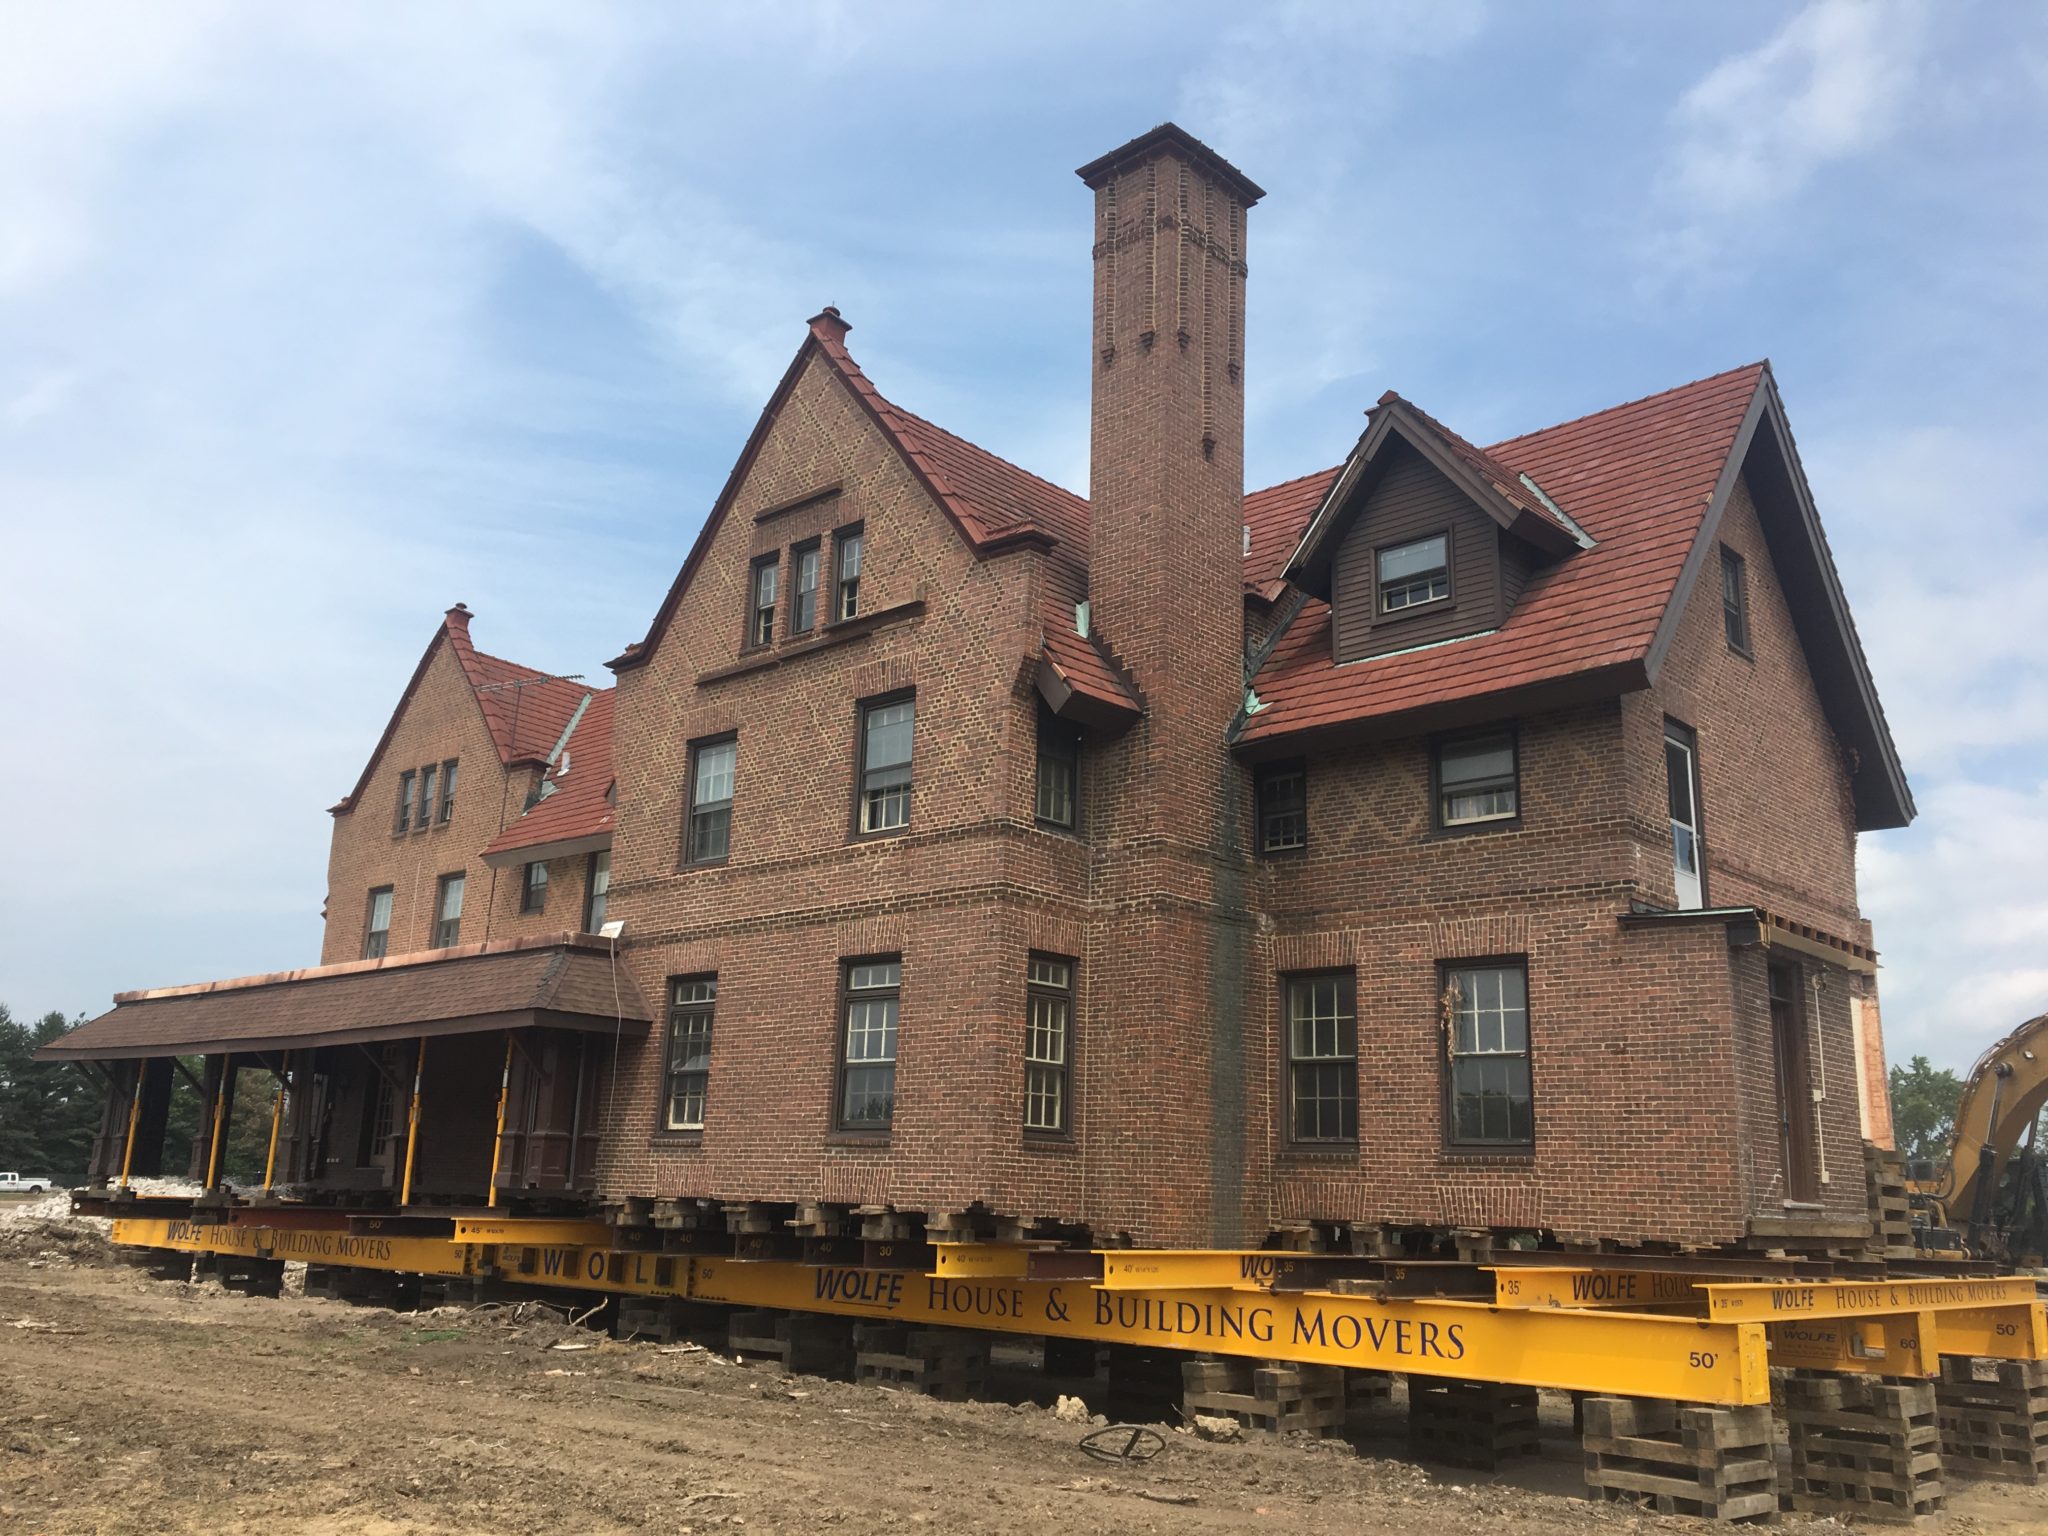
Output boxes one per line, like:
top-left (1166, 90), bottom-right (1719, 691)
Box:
top-left (806, 304), bottom-right (851, 339)
top-left (1075, 122), bottom-right (1264, 205)
top-left (445, 602), bottom-right (472, 626)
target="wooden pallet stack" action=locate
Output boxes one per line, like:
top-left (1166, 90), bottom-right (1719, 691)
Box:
top-left (1779, 1372), bottom-right (1945, 1522)
top-left (1407, 1379), bottom-right (1540, 1469)
top-left (1863, 1146), bottom-right (1916, 1261)
top-left (1180, 1358), bottom-right (1347, 1438)
top-left (616, 1296), bottom-right (722, 1345)
top-left (1936, 1356), bottom-right (2048, 1483)
top-left (726, 1308), bottom-right (856, 1376)
top-left (1580, 1397), bottom-right (1777, 1522)
top-left (852, 1323), bottom-right (991, 1399)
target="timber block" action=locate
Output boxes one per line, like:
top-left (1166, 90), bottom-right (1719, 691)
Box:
top-left (1779, 1372), bottom-right (1944, 1522)
top-left (1936, 1357), bottom-right (2048, 1484)
top-left (853, 1323), bottom-right (991, 1400)
top-left (727, 1309), bottom-right (855, 1377)
top-left (615, 1296), bottom-right (721, 1346)
top-left (1181, 1357), bottom-right (1346, 1438)
top-left (1582, 1396), bottom-right (1778, 1523)
top-left (1408, 1378), bottom-right (1540, 1470)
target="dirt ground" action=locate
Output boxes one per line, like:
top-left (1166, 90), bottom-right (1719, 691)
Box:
top-left (3, 1216), bottom-right (2047, 1535)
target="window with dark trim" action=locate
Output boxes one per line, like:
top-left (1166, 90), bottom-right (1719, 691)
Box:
top-left (837, 957), bottom-right (900, 1130)
top-left (1434, 730), bottom-right (1517, 828)
top-left (395, 770), bottom-right (415, 834)
top-left (856, 694), bottom-right (914, 835)
top-left (833, 525), bottom-right (863, 621)
top-left (585, 848), bottom-right (610, 932)
top-left (519, 860), bottom-right (548, 914)
top-left (1442, 960), bottom-right (1532, 1147)
top-left (748, 554), bottom-right (779, 648)
top-left (664, 976), bottom-right (716, 1132)
top-left (1377, 532), bottom-right (1450, 613)
top-left (439, 758), bottom-right (458, 824)
top-left (363, 887), bottom-right (393, 959)
top-left (1721, 547), bottom-right (1752, 655)
top-left (432, 872), bottom-right (464, 950)
top-left (416, 763), bottom-right (438, 834)
top-left (1035, 705), bottom-right (1079, 830)
top-left (1256, 761), bottom-right (1307, 853)
top-left (1285, 972), bottom-right (1357, 1143)
top-left (686, 736), bottom-right (737, 865)
top-left (791, 542), bottom-right (820, 635)
top-left (1024, 955), bottom-right (1073, 1134)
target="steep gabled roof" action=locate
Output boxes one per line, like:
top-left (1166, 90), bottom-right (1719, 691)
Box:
top-left (480, 688), bottom-right (616, 865)
top-left (330, 605), bottom-right (588, 815)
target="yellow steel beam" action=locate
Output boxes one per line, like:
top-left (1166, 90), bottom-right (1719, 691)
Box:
top-left (1769, 1311), bottom-right (1937, 1378)
top-left (1704, 1276), bottom-right (2036, 1323)
top-left (116, 1218), bottom-right (472, 1278)
top-left (453, 1218), bottom-right (614, 1247)
top-left (931, 1244), bottom-right (1031, 1280)
top-left (1936, 1304), bottom-right (2048, 1361)
top-left (1098, 1250), bottom-right (1275, 1291)
top-left (1492, 1267), bottom-right (1706, 1310)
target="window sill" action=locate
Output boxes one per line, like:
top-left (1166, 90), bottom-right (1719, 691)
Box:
top-left (1426, 816), bottom-right (1523, 842)
top-left (1258, 844), bottom-right (1309, 860)
top-left (1021, 1134), bottom-right (1077, 1154)
top-left (699, 598), bottom-right (926, 687)
top-left (1371, 595), bottom-right (1455, 626)
top-left (825, 1132), bottom-right (891, 1150)
top-left (650, 1130), bottom-right (704, 1149)
top-left (1276, 1147), bottom-right (1357, 1163)
top-left (1726, 642), bottom-right (1755, 664)
top-left (676, 857), bottom-right (729, 874)
top-left (1439, 1149), bottom-right (1535, 1166)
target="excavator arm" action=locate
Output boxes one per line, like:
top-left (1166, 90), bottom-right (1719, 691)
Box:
top-left (1946, 1012), bottom-right (2048, 1248)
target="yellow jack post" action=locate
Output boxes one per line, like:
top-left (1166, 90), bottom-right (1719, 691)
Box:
top-left (486, 1035), bottom-right (513, 1209)
top-left (262, 1054), bottom-right (288, 1195)
top-left (203, 1062), bottom-right (230, 1191)
top-left (116, 1063), bottom-right (144, 1192)
top-left (399, 1039), bottom-right (427, 1207)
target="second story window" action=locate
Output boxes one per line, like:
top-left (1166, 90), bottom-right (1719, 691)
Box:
top-left (791, 543), bottom-right (820, 634)
top-left (686, 737), bottom-right (737, 865)
top-left (1721, 547), bottom-right (1752, 655)
top-left (1436, 731), bottom-right (1518, 828)
top-left (1377, 533), bottom-right (1449, 613)
top-left (439, 759), bottom-right (458, 824)
top-left (1035, 705), bottom-right (1079, 829)
top-left (857, 694), bottom-right (914, 835)
top-left (416, 763), bottom-right (438, 834)
top-left (838, 957), bottom-right (901, 1130)
top-left (664, 976), bottom-right (717, 1132)
top-left (748, 555), bottom-right (779, 648)
top-left (585, 848), bottom-right (611, 932)
top-left (834, 525), bottom-right (863, 621)
top-left (363, 887), bottom-right (393, 959)
top-left (1256, 761), bottom-right (1307, 853)
top-left (396, 770), bottom-right (415, 834)
top-left (433, 872), bottom-right (464, 949)
top-left (1025, 955), bottom-right (1073, 1134)
top-left (520, 860), bottom-right (548, 914)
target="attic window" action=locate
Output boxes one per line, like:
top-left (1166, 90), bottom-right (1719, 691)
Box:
top-left (1378, 534), bottom-right (1449, 613)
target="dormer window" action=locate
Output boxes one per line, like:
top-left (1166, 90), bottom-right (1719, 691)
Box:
top-left (1378, 533), bottom-right (1449, 614)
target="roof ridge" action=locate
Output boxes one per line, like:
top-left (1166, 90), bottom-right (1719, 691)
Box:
top-left (1487, 360), bottom-right (1768, 454)
top-left (1248, 464), bottom-right (1343, 499)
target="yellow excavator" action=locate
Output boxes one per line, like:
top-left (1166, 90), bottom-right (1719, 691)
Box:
top-left (1917, 1012), bottom-right (2048, 1261)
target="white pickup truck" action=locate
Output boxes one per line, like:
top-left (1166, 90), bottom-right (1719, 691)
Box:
top-left (0, 1172), bottom-right (53, 1193)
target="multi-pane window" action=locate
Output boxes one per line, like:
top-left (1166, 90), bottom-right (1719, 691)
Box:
top-left (396, 770), bottom-right (415, 834)
top-left (1377, 533), bottom-right (1449, 613)
top-left (1436, 731), bottom-right (1517, 827)
top-left (363, 887), bottom-right (393, 959)
top-left (857, 695), bottom-right (914, 834)
top-left (748, 555), bottom-right (779, 647)
top-left (838, 958), bottom-right (900, 1129)
top-left (791, 543), bottom-right (820, 634)
top-left (1025, 956), bottom-right (1073, 1134)
top-left (439, 759), bottom-right (458, 824)
top-left (1285, 973), bottom-right (1358, 1143)
top-left (664, 976), bottom-right (716, 1131)
top-left (416, 763), bottom-right (438, 834)
top-left (432, 872), bottom-right (464, 949)
top-left (1721, 547), bottom-right (1751, 654)
top-left (1666, 722), bottom-right (1704, 910)
top-left (1035, 705), bottom-right (1079, 829)
top-left (520, 860), bottom-right (548, 913)
top-left (687, 737), bottom-right (737, 864)
top-left (585, 849), bottom-right (611, 932)
top-left (1444, 961), bottom-right (1533, 1146)
top-left (834, 526), bottom-right (863, 621)
top-left (1257, 762), bottom-right (1308, 853)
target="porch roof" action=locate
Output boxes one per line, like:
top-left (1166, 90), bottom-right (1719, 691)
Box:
top-left (34, 935), bottom-right (652, 1061)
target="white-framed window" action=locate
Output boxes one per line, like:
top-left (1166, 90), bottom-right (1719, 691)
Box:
top-left (838, 958), bottom-right (900, 1129)
top-left (1377, 533), bottom-right (1449, 613)
top-left (1025, 956), bottom-right (1073, 1133)
top-left (1436, 731), bottom-right (1517, 827)
top-left (664, 976), bottom-right (716, 1131)
top-left (857, 695), bottom-right (914, 834)
top-left (1444, 961), bottom-right (1532, 1146)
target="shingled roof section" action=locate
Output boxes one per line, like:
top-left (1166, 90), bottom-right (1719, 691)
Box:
top-left (480, 689), bottom-right (616, 864)
top-left (34, 935), bottom-right (651, 1060)
top-left (1238, 362), bottom-right (1769, 745)
top-left (1243, 467), bottom-right (1340, 601)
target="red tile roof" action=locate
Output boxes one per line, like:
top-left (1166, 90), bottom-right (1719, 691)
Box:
top-left (1237, 363), bottom-right (1767, 743)
top-left (1243, 467), bottom-right (1340, 601)
top-left (480, 688), bottom-right (616, 862)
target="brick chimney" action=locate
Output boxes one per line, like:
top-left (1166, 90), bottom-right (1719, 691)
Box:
top-left (1074, 126), bottom-right (1263, 1249)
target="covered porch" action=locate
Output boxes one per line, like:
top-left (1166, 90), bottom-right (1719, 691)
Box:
top-left (36, 935), bottom-right (650, 1212)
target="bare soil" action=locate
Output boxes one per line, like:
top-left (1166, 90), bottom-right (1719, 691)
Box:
top-left (2, 1232), bottom-right (2045, 1535)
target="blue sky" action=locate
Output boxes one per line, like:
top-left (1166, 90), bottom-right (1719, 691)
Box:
top-left (2, 2), bottom-right (2042, 1072)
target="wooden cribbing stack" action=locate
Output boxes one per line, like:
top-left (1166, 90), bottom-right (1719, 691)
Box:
top-left (853, 1323), bottom-right (990, 1399)
top-left (726, 1309), bottom-right (855, 1376)
top-left (1580, 1397), bottom-right (1777, 1523)
top-left (1407, 1378), bottom-right (1540, 1470)
top-left (1779, 1372), bottom-right (1944, 1522)
top-left (1935, 1356), bottom-right (2048, 1483)
top-left (1180, 1358), bottom-right (1347, 1437)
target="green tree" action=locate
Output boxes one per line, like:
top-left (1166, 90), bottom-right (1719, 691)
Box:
top-left (0, 1005), bottom-right (103, 1183)
top-left (1889, 1054), bottom-right (1964, 1169)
